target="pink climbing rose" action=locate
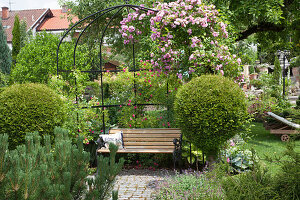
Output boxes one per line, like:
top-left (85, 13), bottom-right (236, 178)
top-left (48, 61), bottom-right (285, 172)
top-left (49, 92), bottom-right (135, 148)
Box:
top-left (119, 0), bottom-right (243, 80)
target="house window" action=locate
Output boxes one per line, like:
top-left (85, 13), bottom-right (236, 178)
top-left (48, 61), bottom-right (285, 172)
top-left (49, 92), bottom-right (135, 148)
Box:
top-left (3, 25), bottom-right (11, 29)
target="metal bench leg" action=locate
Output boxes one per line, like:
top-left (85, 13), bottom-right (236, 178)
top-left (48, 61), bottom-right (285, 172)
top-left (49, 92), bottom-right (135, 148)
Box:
top-left (96, 149), bottom-right (101, 175)
top-left (173, 138), bottom-right (182, 173)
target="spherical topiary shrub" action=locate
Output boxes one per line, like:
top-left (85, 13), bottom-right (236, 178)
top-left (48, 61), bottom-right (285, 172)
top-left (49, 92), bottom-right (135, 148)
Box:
top-left (0, 83), bottom-right (66, 149)
top-left (174, 75), bottom-right (248, 161)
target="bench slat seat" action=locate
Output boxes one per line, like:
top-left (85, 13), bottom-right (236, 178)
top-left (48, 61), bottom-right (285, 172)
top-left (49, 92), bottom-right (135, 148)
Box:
top-left (109, 128), bottom-right (181, 134)
top-left (97, 128), bottom-right (181, 154)
top-left (124, 142), bottom-right (174, 146)
top-left (98, 148), bottom-right (174, 153)
top-left (123, 137), bottom-right (178, 142)
top-left (123, 134), bottom-right (180, 138)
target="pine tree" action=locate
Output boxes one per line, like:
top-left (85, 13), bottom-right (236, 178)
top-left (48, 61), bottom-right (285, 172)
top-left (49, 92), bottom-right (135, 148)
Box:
top-left (0, 127), bottom-right (124, 200)
top-left (0, 19), bottom-right (12, 74)
top-left (12, 15), bottom-right (21, 63)
top-left (273, 56), bottom-right (282, 84)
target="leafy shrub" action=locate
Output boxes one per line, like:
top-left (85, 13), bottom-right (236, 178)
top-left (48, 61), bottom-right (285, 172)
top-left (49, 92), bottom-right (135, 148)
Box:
top-left (0, 127), bottom-right (123, 200)
top-left (250, 79), bottom-right (263, 89)
top-left (11, 31), bottom-right (91, 84)
top-left (0, 83), bottom-right (66, 148)
top-left (0, 71), bottom-right (8, 87)
top-left (174, 75), bottom-right (248, 159)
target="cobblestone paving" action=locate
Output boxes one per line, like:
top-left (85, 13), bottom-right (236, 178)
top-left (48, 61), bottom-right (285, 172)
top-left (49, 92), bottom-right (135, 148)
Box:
top-left (112, 169), bottom-right (175, 200)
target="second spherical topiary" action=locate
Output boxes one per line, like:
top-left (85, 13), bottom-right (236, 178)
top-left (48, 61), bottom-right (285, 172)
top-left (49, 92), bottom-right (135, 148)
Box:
top-left (0, 83), bottom-right (66, 149)
top-left (174, 75), bottom-right (248, 159)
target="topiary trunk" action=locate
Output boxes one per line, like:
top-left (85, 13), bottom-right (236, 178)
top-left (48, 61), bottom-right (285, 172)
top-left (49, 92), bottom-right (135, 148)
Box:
top-left (205, 150), bottom-right (218, 170)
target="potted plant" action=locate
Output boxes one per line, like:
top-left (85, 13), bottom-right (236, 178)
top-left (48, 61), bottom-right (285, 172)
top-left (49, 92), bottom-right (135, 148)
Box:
top-left (249, 66), bottom-right (258, 80)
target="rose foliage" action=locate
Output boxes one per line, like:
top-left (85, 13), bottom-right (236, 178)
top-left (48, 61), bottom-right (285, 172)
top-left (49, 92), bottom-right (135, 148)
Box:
top-left (119, 0), bottom-right (243, 80)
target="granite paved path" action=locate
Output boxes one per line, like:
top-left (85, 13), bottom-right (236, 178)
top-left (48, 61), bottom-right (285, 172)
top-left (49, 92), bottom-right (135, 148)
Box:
top-left (112, 169), bottom-right (175, 200)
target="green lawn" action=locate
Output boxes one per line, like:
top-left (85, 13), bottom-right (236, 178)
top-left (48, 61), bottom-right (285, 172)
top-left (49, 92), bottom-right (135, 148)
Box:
top-left (244, 122), bottom-right (300, 175)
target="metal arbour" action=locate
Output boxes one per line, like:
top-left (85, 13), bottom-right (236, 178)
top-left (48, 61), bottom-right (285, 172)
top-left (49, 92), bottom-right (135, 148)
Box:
top-left (56, 4), bottom-right (171, 134)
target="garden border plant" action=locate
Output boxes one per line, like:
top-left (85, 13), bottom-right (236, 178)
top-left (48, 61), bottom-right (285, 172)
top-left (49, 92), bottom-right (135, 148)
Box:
top-left (0, 83), bottom-right (66, 149)
top-left (174, 74), bottom-right (249, 164)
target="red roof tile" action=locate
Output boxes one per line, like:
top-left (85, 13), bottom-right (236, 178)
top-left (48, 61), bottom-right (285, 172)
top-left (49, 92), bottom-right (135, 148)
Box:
top-left (37, 9), bottom-right (78, 31)
top-left (0, 9), bottom-right (49, 42)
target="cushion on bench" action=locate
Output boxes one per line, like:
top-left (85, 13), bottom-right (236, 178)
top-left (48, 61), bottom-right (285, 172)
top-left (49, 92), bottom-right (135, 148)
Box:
top-left (98, 131), bottom-right (124, 149)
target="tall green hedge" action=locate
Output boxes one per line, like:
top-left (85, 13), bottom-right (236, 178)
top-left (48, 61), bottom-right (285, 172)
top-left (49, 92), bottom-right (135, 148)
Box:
top-left (174, 75), bottom-right (248, 158)
top-left (0, 83), bottom-right (66, 148)
top-left (12, 15), bottom-right (21, 62)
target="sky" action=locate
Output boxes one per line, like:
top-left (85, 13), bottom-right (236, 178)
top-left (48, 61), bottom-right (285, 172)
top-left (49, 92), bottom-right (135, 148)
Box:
top-left (0, 0), bottom-right (61, 10)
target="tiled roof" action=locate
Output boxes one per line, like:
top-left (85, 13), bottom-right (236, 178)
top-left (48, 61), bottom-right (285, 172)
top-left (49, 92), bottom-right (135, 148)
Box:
top-left (0, 9), bottom-right (49, 42)
top-left (37, 9), bottom-right (78, 31)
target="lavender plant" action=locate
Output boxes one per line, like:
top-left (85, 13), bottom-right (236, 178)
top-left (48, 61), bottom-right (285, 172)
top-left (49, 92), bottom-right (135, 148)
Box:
top-left (154, 170), bottom-right (224, 200)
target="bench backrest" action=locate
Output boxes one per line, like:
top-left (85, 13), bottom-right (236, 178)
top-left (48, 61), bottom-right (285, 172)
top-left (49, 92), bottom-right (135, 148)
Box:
top-left (109, 128), bottom-right (181, 149)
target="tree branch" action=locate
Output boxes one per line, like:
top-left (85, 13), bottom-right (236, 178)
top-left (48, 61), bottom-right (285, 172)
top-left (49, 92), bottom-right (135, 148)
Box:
top-left (236, 22), bottom-right (285, 41)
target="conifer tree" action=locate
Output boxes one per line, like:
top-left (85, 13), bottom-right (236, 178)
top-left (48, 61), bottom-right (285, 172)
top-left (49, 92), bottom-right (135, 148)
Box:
top-left (0, 127), bottom-right (124, 200)
top-left (0, 19), bottom-right (12, 74)
top-left (20, 20), bottom-right (28, 48)
top-left (12, 15), bottom-right (21, 63)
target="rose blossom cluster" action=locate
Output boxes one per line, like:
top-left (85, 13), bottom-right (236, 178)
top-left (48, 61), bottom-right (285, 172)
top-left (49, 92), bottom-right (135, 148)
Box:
top-left (119, 0), bottom-right (243, 80)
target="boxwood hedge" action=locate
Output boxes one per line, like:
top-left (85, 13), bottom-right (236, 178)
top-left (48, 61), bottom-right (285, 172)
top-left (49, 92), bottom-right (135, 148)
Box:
top-left (0, 83), bottom-right (66, 149)
top-left (174, 75), bottom-right (248, 158)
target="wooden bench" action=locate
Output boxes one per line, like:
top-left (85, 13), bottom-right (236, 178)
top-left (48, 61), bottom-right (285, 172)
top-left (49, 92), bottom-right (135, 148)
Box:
top-left (97, 128), bottom-right (182, 168)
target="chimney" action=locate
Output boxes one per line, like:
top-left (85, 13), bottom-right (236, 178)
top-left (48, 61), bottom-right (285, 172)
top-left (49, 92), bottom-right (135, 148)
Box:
top-left (1, 7), bottom-right (9, 19)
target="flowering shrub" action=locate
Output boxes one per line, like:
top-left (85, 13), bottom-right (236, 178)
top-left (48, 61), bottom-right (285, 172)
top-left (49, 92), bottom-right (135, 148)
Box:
top-left (119, 0), bottom-right (243, 80)
top-left (77, 97), bottom-right (110, 144)
top-left (103, 60), bottom-right (181, 128)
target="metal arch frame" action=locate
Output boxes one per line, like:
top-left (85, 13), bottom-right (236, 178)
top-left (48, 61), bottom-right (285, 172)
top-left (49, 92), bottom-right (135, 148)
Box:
top-left (56, 4), bottom-right (159, 135)
top-left (56, 4), bottom-right (185, 171)
top-left (56, 4), bottom-right (157, 74)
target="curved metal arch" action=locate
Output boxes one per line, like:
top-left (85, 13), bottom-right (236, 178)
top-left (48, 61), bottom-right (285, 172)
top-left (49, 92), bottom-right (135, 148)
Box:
top-left (72, 6), bottom-right (117, 66)
top-left (56, 4), bottom-right (159, 134)
top-left (56, 4), bottom-right (157, 76)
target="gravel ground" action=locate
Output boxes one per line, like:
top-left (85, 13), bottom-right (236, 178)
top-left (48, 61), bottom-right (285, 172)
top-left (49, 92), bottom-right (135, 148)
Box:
top-left (112, 169), bottom-right (175, 200)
